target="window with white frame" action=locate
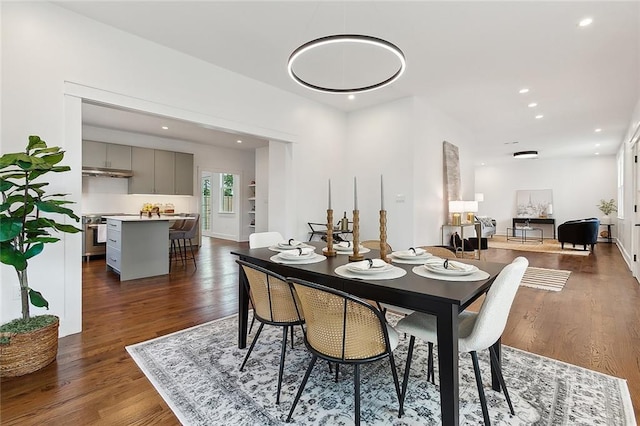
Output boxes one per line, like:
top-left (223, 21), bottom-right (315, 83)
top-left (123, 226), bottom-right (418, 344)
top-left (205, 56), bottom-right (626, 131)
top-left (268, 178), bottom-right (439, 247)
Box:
top-left (220, 173), bottom-right (234, 213)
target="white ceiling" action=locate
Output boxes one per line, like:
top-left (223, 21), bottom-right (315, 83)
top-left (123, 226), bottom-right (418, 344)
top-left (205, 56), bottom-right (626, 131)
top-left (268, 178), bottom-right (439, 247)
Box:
top-left (60, 1), bottom-right (640, 165)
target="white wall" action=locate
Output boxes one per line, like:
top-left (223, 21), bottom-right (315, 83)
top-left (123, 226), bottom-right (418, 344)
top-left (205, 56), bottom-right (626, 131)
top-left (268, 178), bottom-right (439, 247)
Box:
top-left (475, 156), bottom-right (617, 239)
top-left (619, 97), bottom-right (640, 270)
top-left (1, 2), bottom-right (346, 335)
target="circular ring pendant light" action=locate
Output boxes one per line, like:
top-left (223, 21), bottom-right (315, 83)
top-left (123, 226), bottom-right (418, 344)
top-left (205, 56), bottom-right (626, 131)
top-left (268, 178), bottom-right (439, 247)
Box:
top-left (287, 34), bottom-right (406, 94)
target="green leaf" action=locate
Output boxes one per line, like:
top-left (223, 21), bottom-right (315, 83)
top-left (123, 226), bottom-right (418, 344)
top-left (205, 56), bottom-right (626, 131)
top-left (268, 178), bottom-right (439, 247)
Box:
top-left (32, 147), bottom-right (61, 155)
top-left (26, 236), bottom-right (59, 244)
top-left (27, 135), bottom-right (46, 151)
top-left (28, 289), bottom-right (49, 309)
top-left (24, 242), bottom-right (44, 259)
top-left (0, 179), bottom-right (15, 192)
top-left (36, 201), bottom-right (76, 216)
top-left (0, 242), bottom-right (27, 270)
top-left (0, 217), bottom-right (22, 242)
top-left (42, 152), bottom-right (64, 165)
top-left (52, 223), bottom-right (82, 233)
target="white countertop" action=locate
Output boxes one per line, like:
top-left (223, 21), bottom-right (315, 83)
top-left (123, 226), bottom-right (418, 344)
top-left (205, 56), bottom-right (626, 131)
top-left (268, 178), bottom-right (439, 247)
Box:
top-left (104, 215), bottom-right (177, 222)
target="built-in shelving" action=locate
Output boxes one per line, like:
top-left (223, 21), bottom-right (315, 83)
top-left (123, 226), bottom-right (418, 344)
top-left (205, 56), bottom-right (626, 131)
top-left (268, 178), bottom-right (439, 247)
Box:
top-left (248, 182), bottom-right (256, 228)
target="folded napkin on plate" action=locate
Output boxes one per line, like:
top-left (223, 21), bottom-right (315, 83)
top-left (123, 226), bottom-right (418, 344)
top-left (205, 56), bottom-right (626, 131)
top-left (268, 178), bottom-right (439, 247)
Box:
top-left (404, 247), bottom-right (426, 256)
top-left (424, 257), bottom-right (474, 272)
top-left (349, 258), bottom-right (388, 271)
top-left (280, 239), bottom-right (303, 247)
top-left (280, 247), bottom-right (315, 257)
top-left (336, 241), bottom-right (352, 248)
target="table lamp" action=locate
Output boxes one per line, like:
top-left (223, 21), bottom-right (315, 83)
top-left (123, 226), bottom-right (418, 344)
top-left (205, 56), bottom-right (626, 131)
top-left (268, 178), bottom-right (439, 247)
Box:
top-left (449, 200), bottom-right (465, 225)
top-left (464, 200), bottom-right (478, 223)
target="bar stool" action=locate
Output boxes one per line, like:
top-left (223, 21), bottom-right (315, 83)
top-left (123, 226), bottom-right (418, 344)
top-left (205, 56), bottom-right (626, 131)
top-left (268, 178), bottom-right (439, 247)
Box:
top-left (169, 213), bottom-right (199, 269)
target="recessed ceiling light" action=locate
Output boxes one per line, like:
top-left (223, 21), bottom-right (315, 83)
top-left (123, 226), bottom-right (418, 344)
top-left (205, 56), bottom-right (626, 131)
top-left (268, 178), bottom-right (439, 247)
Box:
top-left (595, 128), bottom-right (602, 132)
top-left (595, 152), bottom-right (600, 155)
top-left (528, 102), bottom-right (538, 108)
top-left (236, 140), bottom-right (242, 144)
top-left (519, 88), bottom-right (530, 94)
top-left (535, 114), bottom-right (544, 119)
top-left (514, 150), bottom-right (538, 159)
top-left (162, 126), bottom-right (169, 130)
top-left (481, 162), bottom-right (485, 166)
top-left (578, 17), bottom-right (593, 27)
top-left (348, 94), bottom-right (355, 100)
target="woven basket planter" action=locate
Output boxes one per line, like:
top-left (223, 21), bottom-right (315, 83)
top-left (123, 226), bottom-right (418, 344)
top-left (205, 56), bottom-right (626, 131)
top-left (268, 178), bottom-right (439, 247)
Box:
top-left (0, 317), bottom-right (59, 377)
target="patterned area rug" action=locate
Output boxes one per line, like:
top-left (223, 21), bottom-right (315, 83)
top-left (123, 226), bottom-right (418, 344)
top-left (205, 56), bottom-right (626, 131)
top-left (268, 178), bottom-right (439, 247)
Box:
top-left (488, 236), bottom-right (591, 256)
top-left (520, 267), bottom-right (571, 291)
top-left (126, 314), bottom-right (636, 425)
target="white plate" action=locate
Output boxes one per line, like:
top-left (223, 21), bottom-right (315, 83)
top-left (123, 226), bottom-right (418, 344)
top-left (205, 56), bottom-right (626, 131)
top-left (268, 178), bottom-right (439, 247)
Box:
top-left (334, 244), bottom-right (360, 252)
top-left (277, 242), bottom-right (306, 249)
top-left (346, 263), bottom-right (394, 275)
top-left (392, 250), bottom-right (433, 260)
top-left (423, 264), bottom-right (479, 276)
top-left (278, 250), bottom-right (315, 260)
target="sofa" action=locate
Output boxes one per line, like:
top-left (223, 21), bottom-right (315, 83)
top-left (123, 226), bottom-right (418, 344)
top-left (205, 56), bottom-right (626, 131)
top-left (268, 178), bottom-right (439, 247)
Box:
top-left (475, 216), bottom-right (497, 238)
top-left (557, 218), bottom-right (600, 251)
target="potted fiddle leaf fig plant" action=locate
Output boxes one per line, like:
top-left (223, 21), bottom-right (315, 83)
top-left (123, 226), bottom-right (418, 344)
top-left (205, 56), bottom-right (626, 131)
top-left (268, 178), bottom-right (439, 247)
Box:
top-left (0, 135), bottom-right (82, 377)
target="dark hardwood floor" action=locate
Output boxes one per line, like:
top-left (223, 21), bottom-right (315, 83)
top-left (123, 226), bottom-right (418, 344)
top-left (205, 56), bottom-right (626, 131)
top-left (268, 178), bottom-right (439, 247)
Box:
top-left (1, 238), bottom-right (639, 424)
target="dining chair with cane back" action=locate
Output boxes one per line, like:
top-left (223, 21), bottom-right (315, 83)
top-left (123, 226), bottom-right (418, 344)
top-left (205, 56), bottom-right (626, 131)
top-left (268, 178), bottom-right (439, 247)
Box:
top-left (286, 277), bottom-right (403, 424)
top-left (236, 260), bottom-right (304, 404)
top-left (361, 239), bottom-right (393, 252)
top-left (247, 231), bottom-right (285, 334)
top-left (395, 256), bottom-right (529, 425)
top-left (418, 246), bottom-right (457, 259)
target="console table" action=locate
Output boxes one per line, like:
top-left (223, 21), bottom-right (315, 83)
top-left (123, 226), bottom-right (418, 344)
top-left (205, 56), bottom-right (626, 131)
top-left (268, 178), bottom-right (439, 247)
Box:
top-left (512, 217), bottom-right (556, 239)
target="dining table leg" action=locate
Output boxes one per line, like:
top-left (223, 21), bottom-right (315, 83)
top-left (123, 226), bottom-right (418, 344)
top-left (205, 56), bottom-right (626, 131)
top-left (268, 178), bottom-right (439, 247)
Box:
top-left (436, 305), bottom-right (460, 426)
top-left (238, 263), bottom-right (249, 349)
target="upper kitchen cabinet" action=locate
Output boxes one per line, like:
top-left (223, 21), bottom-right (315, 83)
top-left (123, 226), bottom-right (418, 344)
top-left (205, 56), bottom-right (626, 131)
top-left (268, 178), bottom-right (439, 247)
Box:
top-left (129, 147), bottom-right (193, 195)
top-left (83, 141), bottom-right (132, 170)
top-left (175, 152), bottom-right (194, 195)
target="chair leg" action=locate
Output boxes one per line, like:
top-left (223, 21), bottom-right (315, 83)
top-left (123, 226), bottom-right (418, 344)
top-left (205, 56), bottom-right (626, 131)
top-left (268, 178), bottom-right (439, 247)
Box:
top-left (354, 364), bottom-right (361, 425)
top-left (276, 325), bottom-right (288, 404)
top-left (470, 351), bottom-right (491, 426)
top-left (388, 351), bottom-right (403, 417)
top-left (400, 336), bottom-right (416, 414)
top-left (287, 354), bottom-right (318, 422)
top-left (240, 322), bottom-right (264, 371)
top-left (290, 325), bottom-right (294, 349)
top-left (334, 363), bottom-right (340, 382)
top-left (248, 316), bottom-right (256, 334)
top-left (427, 341), bottom-right (435, 384)
top-left (489, 346), bottom-right (515, 415)
top-left (188, 238), bottom-right (197, 269)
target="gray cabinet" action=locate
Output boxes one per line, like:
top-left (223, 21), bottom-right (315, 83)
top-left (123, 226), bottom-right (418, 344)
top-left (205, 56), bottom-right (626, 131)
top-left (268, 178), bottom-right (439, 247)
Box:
top-left (175, 152), bottom-right (194, 195)
top-left (154, 150), bottom-right (175, 195)
top-left (129, 147), bottom-right (155, 194)
top-left (82, 141), bottom-right (131, 170)
top-left (129, 148), bottom-right (193, 195)
top-left (106, 218), bottom-right (169, 281)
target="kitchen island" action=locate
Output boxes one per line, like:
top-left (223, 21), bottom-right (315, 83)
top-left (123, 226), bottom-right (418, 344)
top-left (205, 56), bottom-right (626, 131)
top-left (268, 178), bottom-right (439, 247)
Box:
top-left (103, 215), bottom-right (173, 281)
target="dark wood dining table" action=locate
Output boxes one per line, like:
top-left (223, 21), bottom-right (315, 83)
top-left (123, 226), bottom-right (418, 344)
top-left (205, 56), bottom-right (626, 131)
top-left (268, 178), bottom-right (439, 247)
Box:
top-left (231, 242), bottom-right (507, 426)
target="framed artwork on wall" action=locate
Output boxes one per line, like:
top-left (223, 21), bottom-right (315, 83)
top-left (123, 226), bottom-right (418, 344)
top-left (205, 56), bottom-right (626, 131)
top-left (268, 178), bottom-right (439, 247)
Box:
top-left (516, 189), bottom-right (553, 218)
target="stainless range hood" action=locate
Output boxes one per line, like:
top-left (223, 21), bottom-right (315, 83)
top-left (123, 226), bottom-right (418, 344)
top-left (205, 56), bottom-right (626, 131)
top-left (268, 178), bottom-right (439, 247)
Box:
top-left (82, 167), bottom-right (133, 178)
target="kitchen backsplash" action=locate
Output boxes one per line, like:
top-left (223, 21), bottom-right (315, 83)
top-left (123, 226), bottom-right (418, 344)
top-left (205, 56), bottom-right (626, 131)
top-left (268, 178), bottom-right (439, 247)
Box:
top-left (82, 176), bottom-right (196, 214)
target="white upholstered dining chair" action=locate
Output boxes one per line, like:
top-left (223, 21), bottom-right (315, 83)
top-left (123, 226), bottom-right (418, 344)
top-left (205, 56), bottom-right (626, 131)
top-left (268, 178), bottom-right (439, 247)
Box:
top-left (395, 256), bottom-right (528, 425)
top-left (249, 231), bottom-right (284, 249)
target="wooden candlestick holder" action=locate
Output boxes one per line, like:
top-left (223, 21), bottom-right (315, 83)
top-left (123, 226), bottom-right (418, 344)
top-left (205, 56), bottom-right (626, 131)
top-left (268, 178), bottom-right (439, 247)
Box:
top-left (325, 209), bottom-right (336, 257)
top-left (349, 210), bottom-right (364, 262)
top-left (379, 209), bottom-right (390, 263)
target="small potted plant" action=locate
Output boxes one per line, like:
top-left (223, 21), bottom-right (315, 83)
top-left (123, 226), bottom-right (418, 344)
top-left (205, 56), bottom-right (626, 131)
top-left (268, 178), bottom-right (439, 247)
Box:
top-left (597, 198), bottom-right (618, 224)
top-left (0, 135), bottom-right (81, 377)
